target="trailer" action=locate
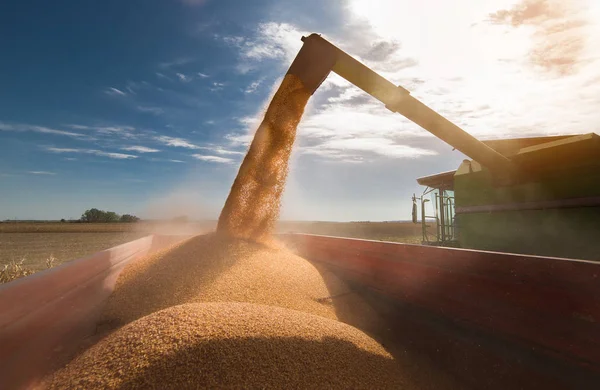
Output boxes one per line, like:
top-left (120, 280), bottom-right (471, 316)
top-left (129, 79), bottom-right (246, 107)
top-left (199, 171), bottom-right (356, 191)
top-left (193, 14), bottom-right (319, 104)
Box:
top-left (1, 234), bottom-right (600, 389)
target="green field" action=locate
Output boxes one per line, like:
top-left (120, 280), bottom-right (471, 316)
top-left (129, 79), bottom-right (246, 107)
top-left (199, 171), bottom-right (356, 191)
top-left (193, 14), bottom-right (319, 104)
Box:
top-left (0, 221), bottom-right (421, 282)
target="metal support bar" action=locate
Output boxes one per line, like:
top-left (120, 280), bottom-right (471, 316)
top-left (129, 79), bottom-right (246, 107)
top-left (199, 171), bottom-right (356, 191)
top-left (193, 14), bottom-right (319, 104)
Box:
top-left (285, 33), bottom-right (518, 175)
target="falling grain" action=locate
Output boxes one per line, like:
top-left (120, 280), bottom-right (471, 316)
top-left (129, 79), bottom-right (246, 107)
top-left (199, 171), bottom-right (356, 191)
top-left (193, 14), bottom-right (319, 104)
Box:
top-left (48, 65), bottom-right (413, 390)
top-left (217, 74), bottom-right (311, 244)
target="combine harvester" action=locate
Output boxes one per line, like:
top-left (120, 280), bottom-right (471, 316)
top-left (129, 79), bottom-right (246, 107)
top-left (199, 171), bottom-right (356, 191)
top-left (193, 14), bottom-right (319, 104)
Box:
top-left (1, 34), bottom-right (599, 389)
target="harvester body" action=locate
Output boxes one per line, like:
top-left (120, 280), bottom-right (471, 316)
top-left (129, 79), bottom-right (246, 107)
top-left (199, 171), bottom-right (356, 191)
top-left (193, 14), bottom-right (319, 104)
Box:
top-left (287, 33), bottom-right (600, 260)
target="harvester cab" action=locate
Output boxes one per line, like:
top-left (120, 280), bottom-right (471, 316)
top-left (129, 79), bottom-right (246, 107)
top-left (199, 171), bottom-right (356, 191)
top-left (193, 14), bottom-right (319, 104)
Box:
top-left (414, 170), bottom-right (459, 247)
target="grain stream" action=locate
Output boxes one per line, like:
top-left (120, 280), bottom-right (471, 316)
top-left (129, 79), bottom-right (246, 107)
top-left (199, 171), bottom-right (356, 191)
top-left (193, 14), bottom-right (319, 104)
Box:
top-left (217, 73), bottom-right (310, 244)
top-left (49, 70), bottom-right (411, 389)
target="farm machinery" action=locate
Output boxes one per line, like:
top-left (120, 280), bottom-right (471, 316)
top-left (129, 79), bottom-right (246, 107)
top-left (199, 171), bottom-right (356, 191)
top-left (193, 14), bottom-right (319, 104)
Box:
top-left (1, 34), bottom-right (600, 389)
top-left (287, 34), bottom-right (600, 259)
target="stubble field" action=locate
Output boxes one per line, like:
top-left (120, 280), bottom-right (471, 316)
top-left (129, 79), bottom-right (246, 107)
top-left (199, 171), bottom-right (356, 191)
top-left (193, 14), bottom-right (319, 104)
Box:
top-left (0, 220), bottom-right (421, 280)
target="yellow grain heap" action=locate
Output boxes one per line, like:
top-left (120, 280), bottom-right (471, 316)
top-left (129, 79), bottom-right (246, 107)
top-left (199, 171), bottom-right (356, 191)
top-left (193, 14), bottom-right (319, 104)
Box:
top-left (100, 234), bottom-right (381, 333)
top-left (49, 302), bottom-right (405, 389)
top-left (49, 66), bottom-right (410, 390)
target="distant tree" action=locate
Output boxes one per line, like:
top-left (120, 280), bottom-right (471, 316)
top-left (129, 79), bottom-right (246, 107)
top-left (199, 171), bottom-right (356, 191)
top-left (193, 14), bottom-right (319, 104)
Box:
top-left (104, 211), bottom-right (120, 222)
top-left (60, 218), bottom-right (66, 223)
top-left (80, 208), bottom-right (118, 223)
top-left (120, 214), bottom-right (140, 223)
top-left (80, 208), bottom-right (140, 223)
top-left (81, 208), bottom-right (104, 223)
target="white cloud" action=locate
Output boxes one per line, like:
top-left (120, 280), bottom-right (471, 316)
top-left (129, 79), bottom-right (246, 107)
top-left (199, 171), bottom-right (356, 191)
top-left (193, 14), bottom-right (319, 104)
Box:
top-left (192, 154), bottom-right (234, 163)
top-left (154, 137), bottom-right (243, 157)
top-left (210, 82), bottom-right (225, 92)
top-left (196, 146), bottom-right (244, 155)
top-left (301, 137), bottom-right (437, 159)
top-left (243, 23), bottom-right (306, 62)
top-left (197, 72), bottom-right (210, 78)
top-left (44, 147), bottom-right (138, 159)
top-left (244, 79), bottom-right (262, 94)
top-left (343, 0), bottom-right (600, 140)
top-left (28, 171), bottom-right (56, 175)
top-left (225, 133), bottom-right (253, 147)
top-left (300, 99), bottom-right (431, 140)
top-left (0, 121), bottom-right (91, 139)
top-left (221, 1), bottom-right (600, 164)
top-left (149, 157), bottom-right (187, 163)
top-left (105, 87), bottom-right (127, 96)
top-left (218, 23), bottom-right (307, 73)
top-left (156, 72), bottom-right (172, 80)
top-left (154, 135), bottom-right (200, 149)
top-left (66, 124), bottom-right (137, 139)
top-left (136, 106), bottom-right (164, 115)
top-left (238, 116), bottom-right (258, 127)
top-left (159, 58), bottom-right (193, 69)
top-left (121, 145), bottom-right (160, 153)
top-left (176, 73), bottom-right (192, 82)
top-left (486, 0), bottom-right (595, 75)
top-left (87, 150), bottom-right (138, 159)
top-left (45, 147), bottom-right (79, 153)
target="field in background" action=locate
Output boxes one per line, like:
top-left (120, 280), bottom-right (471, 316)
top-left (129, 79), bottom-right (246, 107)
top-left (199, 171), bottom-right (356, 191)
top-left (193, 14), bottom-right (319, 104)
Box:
top-left (0, 221), bottom-right (212, 234)
top-left (0, 221), bottom-right (421, 279)
top-left (277, 221), bottom-right (422, 244)
top-left (0, 221), bottom-right (213, 273)
top-left (1, 232), bottom-right (148, 272)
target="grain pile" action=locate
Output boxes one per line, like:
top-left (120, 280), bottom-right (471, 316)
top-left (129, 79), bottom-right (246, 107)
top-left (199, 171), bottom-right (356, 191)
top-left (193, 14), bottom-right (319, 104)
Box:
top-left (49, 67), bottom-right (408, 389)
top-left (217, 73), bottom-right (310, 244)
top-left (100, 233), bottom-right (382, 333)
top-left (50, 302), bottom-right (405, 389)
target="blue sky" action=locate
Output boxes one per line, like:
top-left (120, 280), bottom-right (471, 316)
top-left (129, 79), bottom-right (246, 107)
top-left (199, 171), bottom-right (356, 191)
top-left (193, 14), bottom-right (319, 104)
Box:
top-left (1, 0), bottom-right (598, 221)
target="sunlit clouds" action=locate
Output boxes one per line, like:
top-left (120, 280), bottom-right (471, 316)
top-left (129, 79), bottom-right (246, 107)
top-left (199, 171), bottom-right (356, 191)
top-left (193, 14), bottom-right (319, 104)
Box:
top-left (44, 147), bottom-right (138, 160)
top-left (223, 0), bottom-right (599, 166)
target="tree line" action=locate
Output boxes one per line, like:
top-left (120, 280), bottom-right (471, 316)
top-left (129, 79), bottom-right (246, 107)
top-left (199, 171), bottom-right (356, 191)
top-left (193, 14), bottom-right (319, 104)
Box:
top-left (79, 208), bottom-right (140, 223)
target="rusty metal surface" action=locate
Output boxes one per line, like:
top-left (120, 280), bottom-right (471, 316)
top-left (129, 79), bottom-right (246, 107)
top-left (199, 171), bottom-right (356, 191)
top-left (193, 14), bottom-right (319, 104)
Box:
top-left (282, 234), bottom-right (600, 376)
top-left (0, 234), bottom-right (190, 390)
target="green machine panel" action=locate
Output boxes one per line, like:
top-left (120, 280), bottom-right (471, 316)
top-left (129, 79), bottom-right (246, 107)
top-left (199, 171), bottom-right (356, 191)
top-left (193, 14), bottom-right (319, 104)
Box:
top-left (453, 134), bottom-right (600, 260)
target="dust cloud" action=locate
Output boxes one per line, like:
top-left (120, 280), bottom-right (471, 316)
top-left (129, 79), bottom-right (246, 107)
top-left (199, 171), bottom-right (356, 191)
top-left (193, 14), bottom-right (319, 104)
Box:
top-left (138, 187), bottom-right (217, 236)
top-left (217, 74), bottom-right (311, 243)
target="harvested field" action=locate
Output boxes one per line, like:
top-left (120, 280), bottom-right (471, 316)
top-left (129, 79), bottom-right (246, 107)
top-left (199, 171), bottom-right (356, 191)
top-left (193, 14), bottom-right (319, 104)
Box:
top-left (0, 220), bottom-right (419, 281)
top-left (278, 220), bottom-right (423, 243)
top-left (0, 221), bottom-right (212, 274)
top-left (100, 233), bottom-right (381, 334)
top-left (50, 302), bottom-right (405, 389)
top-left (0, 232), bottom-right (147, 271)
top-left (0, 221), bottom-right (214, 234)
